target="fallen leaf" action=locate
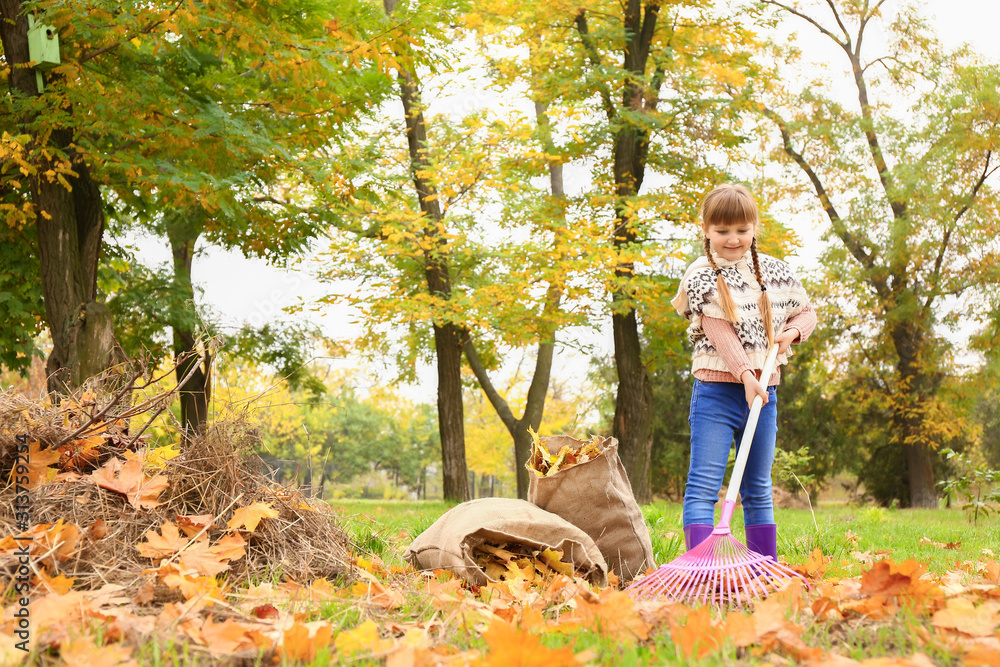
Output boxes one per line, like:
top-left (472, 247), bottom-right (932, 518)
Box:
top-left (335, 619), bottom-right (393, 655)
top-left (176, 541), bottom-right (232, 577)
top-left (670, 606), bottom-right (726, 659)
top-left (351, 578), bottom-right (405, 610)
top-left (932, 598), bottom-right (1000, 637)
top-left (570, 588), bottom-right (649, 643)
top-left (14, 440), bottom-right (61, 487)
top-left (963, 645), bottom-right (1000, 667)
top-left (280, 622), bottom-right (335, 662)
top-left (59, 635), bottom-right (138, 667)
top-left (175, 513), bottom-right (215, 537)
top-left (919, 537), bottom-right (961, 550)
top-left (88, 518), bottom-right (109, 540)
top-left (134, 580), bottom-right (156, 605)
top-left (227, 501), bottom-right (279, 531)
top-left (91, 457), bottom-right (169, 509)
top-left (35, 568), bottom-right (75, 594)
top-left (209, 533), bottom-right (247, 561)
top-left (477, 618), bottom-right (578, 667)
top-left (136, 523), bottom-right (189, 559)
top-left (200, 617), bottom-right (256, 657)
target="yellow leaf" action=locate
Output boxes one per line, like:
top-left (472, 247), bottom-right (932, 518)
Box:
top-left (227, 501), bottom-right (279, 531)
top-left (334, 619), bottom-right (392, 655)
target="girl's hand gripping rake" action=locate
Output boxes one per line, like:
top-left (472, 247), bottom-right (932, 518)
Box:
top-left (626, 344), bottom-right (807, 607)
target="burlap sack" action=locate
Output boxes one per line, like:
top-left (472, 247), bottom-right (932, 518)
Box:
top-left (527, 435), bottom-right (654, 582)
top-left (403, 497), bottom-right (607, 586)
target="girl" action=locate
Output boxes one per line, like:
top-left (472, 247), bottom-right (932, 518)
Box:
top-left (670, 183), bottom-right (816, 562)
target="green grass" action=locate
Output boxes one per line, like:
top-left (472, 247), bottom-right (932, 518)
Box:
top-left (307, 498), bottom-right (997, 665)
top-left (107, 498), bottom-right (992, 666)
top-left (327, 497), bottom-right (998, 576)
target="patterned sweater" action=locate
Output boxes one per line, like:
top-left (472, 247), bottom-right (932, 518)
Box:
top-left (670, 251), bottom-right (813, 383)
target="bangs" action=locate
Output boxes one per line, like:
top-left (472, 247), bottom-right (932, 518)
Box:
top-left (702, 184), bottom-right (759, 227)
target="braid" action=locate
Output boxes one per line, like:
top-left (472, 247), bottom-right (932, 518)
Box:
top-left (704, 235), bottom-right (741, 324)
top-left (750, 237), bottom-right (774, 346)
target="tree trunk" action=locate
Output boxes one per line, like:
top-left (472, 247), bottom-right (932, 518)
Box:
top-left (890, 319), bottom-right (939, 508)
top-left (612, 309), bottom-right (654, 503)
top-left (166, 219), bottom-right (211, 434)
top-left (384, 0), bottom-right (469, 502)
top-left (1, 2), bottom-right (112, 394)
top-left (605, 1), bottom-right (661, 504)
top-left (435, 322), bottom-right (470, 502)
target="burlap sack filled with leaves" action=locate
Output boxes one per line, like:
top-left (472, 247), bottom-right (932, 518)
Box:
top-left (403, 498), bottom-right (607, 587)
top-left (527, 434), bottom-right (654, 582)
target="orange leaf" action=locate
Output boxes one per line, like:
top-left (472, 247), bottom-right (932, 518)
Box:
top-left (35, 568), bottom-right (75, 594)
top-left (280, 622), bottom-right (335, 662)
top-left (984, 560), bottom-right (1000, 585)
top-left (59, 635), bottom-right (138, 667)
top-left (136, 523), bottom-right (189, 559)
top-left (11, 440), bottom-right (60, 487)
top-left (161, 571), bottom-right (226, 606)
top-left (177, 541), bottom-right (232, 577)
top-left (210, 533), bottom-right (247, 561)
top-left (88, 518), bottom-right (109, 540)
top-left (38, 519), bottom-right (81, 561)
top-left (477, 618), bottom-right (578, 667)
top-left (200, 617), bottom-right (256, 657)
top-left (227, 501), bottom-right (279, 531)
top-left (91, 457), bottom-right (168, 509)
top-left (670, 606), bottom-right (725, 659)
top-left (176, 514), bottom-right (215, 537)
top-left (963, 646), bottom-right (1000, 667)
top-left (791, 548), bottom-right (829, 579)
top-left (570, 589), bottom-right (649, 643)
top-left (932, 598), bottom-right (1000, 637)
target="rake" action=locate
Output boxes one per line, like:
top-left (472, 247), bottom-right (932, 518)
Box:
top-left (627, 343), bottom-right (807, 607)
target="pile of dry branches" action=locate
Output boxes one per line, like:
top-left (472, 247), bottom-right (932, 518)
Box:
top-left (0, 368), bottom-right (350, 598)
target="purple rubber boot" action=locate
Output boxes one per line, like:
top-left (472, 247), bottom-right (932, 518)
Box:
top-left (744, 523), bottom-right (778, 562)
top-left (684, 523), bottom-right (714, 552)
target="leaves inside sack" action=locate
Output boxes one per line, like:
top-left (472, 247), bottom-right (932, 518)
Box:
top-left (474, 542), bottom-right (583, 583)
top-left (526, 431), bottom-right (605, 477)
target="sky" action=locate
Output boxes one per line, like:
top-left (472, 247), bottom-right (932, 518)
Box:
top-left (127, 0), bottom-right (1000, 397)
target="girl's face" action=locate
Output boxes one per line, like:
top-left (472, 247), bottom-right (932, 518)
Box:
top-left (704, 220), bottom-right (756, 262)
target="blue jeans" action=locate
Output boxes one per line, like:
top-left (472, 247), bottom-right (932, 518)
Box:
top-left (683, 379), bottom-right (778, 528)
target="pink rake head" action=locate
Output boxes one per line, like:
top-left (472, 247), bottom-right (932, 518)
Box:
top-left (627, 500), bottom-right (808, 608)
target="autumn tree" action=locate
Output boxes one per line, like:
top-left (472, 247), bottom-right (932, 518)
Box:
top-left (1, 0), bottom-right (388, 413)
top-left (471, 0), bottom-right (760, 502)
top-left (750, 0), bottom-right (1000, 506)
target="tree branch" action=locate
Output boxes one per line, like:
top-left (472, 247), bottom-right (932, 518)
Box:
top-left (757, 102), bottom-right (888, 299)
top-left (463, 338), bottom-right (517, 431)
top-left (79, 0), bottom-right (184, 64)
top-left (574, 10), bottom-right (616, 121)
top-left (823, 0), bottom-right (853, 44)
top-left (924, 150), bottom-right (994, 312)
top-left (761, 0), bottom-right (848, 48)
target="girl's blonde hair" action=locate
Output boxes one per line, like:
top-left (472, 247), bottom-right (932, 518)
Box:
top-left (701, 184), bottom-right (774, 346)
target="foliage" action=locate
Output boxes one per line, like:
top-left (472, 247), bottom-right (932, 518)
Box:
top-left (209, 360), bottom-right (440, 498)
top-left (937, 448), bottom-right (1000, 525)
top-left (0, 0), bottom-right (393, 384)
top-left (750, 0), bottom-right (1000, 506)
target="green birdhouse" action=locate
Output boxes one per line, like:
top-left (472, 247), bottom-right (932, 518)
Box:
top-left (27, 15), bottom-right (59, 93)
top-left (27, 15), bottom-right (60, 70)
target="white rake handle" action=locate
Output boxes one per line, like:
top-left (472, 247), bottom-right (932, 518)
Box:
top-left (724, 343), bottom-right (780, 505)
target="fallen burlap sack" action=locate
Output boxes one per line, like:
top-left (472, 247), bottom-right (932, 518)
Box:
top-left (403, 497), bottom-right (607, 586)
top-left (527, 435), bottom-right (654, 582)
